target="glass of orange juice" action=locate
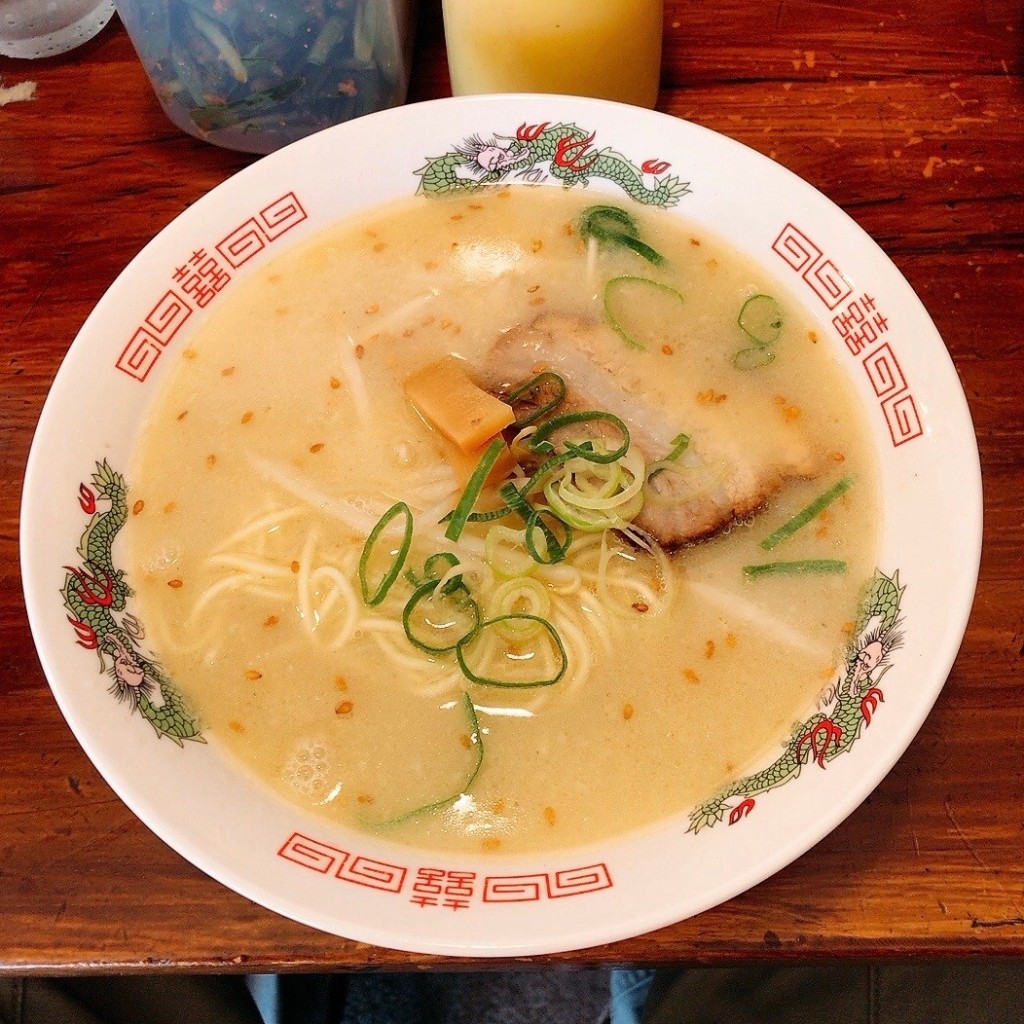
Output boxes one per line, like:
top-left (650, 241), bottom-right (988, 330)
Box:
top-left (442, 0), bottom-right (663, 108)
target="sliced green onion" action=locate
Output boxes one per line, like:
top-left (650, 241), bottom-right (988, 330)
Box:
top-left (517, 449), bottom-right (580, 498)
top-left (543, 443), bottom-right (646, 532)
top-left (546, 483), bottom-right (643, 532)
top-left (444, 437), bottom-right (508, 542)
top-left (498, 482), bottom-right (573, 564)
top-left (738, 294), bottom-right (784, 347)
top-left (647, 433), bottom-right (690, 480)
top-left (423, 551), bottom-right (464, 593)
top-left (369, 692), bottom-right (484, 827)
top-left (440, 447), bottom-right (578, 530)
top-left (579, 205), bottom-right (665, 265)
top-left (487, 578), bottom-right (552, 640)
top-left (524, 507), bottom-right (573, 564)
top-left (759, 476), bottom-right (855, 551)
top-left (402, 580), bottom-right (481, 654)
top-left (529, 410), bottom-right (630, 465)
top-left (484, 525), bottom-right (536, 579)
top-left (743, 559), bottom-right (848, 577)
top-left (456, 615), bottom-right (568, 688)
top-left (440, 503), bottom-right (515, 527)
top-left (407, 551), bottom-right (461, 590)
top-left (507, 371), bottom-right (567, 428)
top-left (449, 412), bottom-right (631, 529)
top-left (359, 502), bottom-right (413, 606)
top-left (581, 204), bottom-right (635, 234)
top-left (732, 346), bottom-right (777, 370)
top-left (604, 276), bottom-right (685, 350)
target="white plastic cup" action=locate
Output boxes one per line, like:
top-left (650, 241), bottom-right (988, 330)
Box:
top-left (0, 0), bottom-right (115, 58)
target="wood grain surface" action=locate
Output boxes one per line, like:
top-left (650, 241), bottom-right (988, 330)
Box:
top-left (1, 0), bottom-right (1022, 972)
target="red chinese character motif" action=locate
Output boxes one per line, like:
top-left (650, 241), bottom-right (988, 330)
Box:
top-left (173, 249), bottom-right (232, 308)
top-left (832, 293), bottom-right (890, 356)
top-left (771, 226), bottom-right (922, 447)
top-left (410, 867), bottom-right (476, 910)
top-left (116, 192), bottom-right (308, 381)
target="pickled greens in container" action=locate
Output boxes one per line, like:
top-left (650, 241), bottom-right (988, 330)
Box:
top-left (117, 0), bottom-right (416, 154)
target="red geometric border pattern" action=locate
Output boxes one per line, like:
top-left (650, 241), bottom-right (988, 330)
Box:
top-left (116, 192), bottom-right (307, 381)
top-left (277, 833), bottom-right (348, 874)
top-left (882, 392), bottom-right (925, 446)
top-left (337, 854), bottom-right (407, 893)
top-left (862, 343), bottom-right (907, 399)
top-left (547, 863), bottom-right (613, 898)
top-left (115, 329), bottom-right (164, 383)
top-left (260, 192), bottom-right (308, 238)
top-left (771, 224), bottom-right (922, 448)
top-left (217, 192), bottom-right (308, 268)
top-left (215, 218), bottom-right (268, 269)
top-left (143, 289), bottom-right (192, 342)
top-left (771, 223), bottom-right (822, 273)
top-left (803, 257), bottom-right (853, 310)
top-left (278, 832), bottom-right (613, 910)
top-left (482, 874), bottom-right (547, 903)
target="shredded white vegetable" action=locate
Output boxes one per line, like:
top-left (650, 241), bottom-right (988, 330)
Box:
top-left (687, 580), bottom-right (832, 662)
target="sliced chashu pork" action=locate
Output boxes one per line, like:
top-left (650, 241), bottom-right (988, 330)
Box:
top-left (481, 312), bottom-right (820, 550)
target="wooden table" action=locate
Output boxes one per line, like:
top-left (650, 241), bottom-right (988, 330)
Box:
top-left (2, 0), bottom-right (1022, 973)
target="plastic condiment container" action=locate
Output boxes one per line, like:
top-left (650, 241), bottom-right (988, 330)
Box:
top-left (115, 0), bottom-right (417, 155)
top-left (442, 0), bottom-right (662, 108)
top-left (0, 0), bottom-right (115, 58)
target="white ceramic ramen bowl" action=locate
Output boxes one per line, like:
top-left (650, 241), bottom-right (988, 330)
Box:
top-left (21, 94), bottom-right (982, 956)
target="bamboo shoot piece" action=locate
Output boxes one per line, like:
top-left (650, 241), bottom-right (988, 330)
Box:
top-left (404, 357), bottom-right (515, 453)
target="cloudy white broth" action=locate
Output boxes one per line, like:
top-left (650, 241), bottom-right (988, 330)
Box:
top-left (124, 186), bottom-right (879, 854)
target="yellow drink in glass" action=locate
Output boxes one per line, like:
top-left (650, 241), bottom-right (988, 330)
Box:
top-left (442, 0), bottom-right (663, 108)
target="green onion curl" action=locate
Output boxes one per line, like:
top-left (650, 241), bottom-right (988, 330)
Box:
top-left (498, 481), bottom-right (573, 564)
top-left (507, 371), bottom-right (567, 428)
top-left (579, 205), bottom-right (665, 265)
top-left (359, 501), bottom-right (413, 606)
top-left (402, 579), bottom-right (481, 654)
top-left (647, 433), bottom-right (690, 480)
top-left (485, 525), bottom-right (536, 579)
top-left (366, 692), bottom-right (484, 827)
top-left (544, 443), bottom-right (646, 532)
top-left (738, 294), bottom-right (784, 346)
top-left (604, 276), bottom-right (685, 351)
top-left (444, 437), bottom-right (508, 543)
top-left (528, 410), bottom-right (630, 465)
top-left (456, 615), bottom-right (568, 688)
